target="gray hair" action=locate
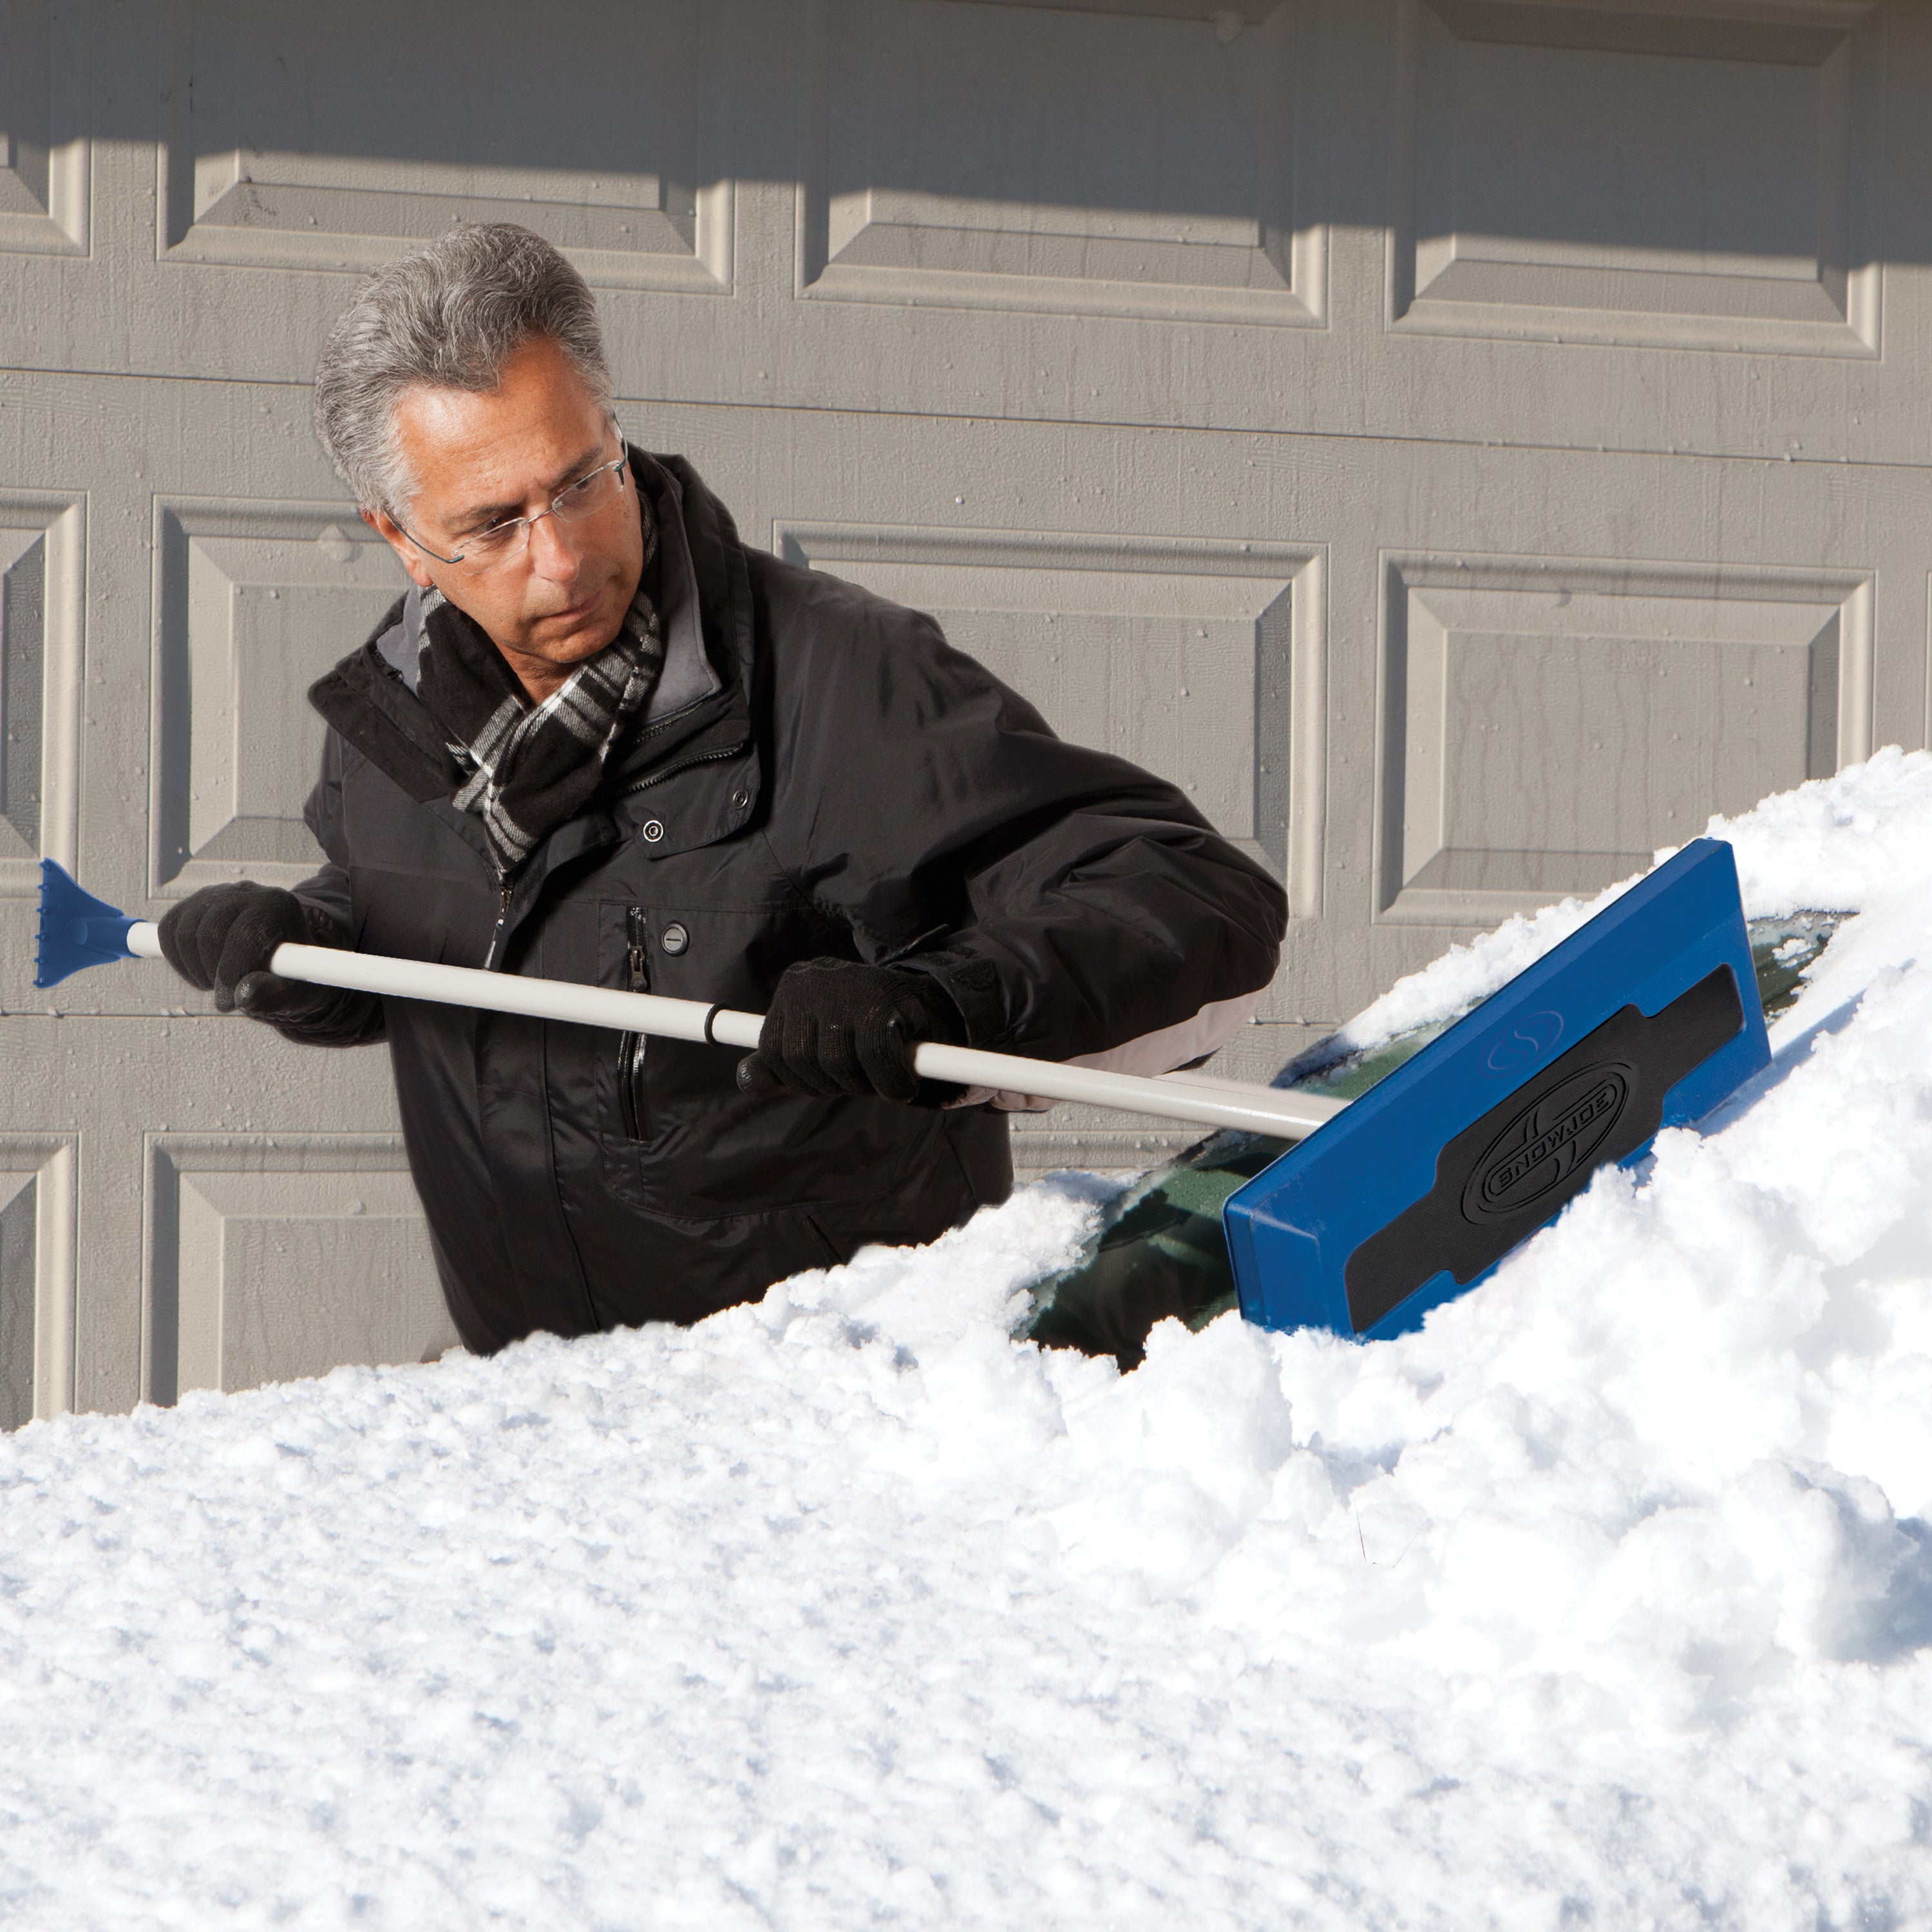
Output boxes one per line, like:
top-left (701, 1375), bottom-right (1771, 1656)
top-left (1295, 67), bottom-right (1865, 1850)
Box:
top-left (312, 223), bottom-right (613, 518)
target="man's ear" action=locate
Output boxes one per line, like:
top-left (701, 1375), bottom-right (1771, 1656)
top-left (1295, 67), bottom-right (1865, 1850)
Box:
top-left (363, 506), bottom-right (436, 590)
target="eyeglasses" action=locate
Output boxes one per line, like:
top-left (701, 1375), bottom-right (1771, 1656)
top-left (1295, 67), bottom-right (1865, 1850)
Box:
top-left (402, 450), bottom-right (630, 576)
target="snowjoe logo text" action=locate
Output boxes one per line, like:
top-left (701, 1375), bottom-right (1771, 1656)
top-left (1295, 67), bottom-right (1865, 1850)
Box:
top-left (1459, 1062), bottom-right (1634, 1225)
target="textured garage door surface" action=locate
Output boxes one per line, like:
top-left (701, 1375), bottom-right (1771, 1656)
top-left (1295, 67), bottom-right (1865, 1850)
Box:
top-left (2, 0), bottom-right (1927, 1415)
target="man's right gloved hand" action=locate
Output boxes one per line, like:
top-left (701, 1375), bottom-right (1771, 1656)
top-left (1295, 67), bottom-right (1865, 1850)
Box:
top-left (158, 883), bottom-right (375, 1044)
top-left (735, 957), bottom-right (967, 1105)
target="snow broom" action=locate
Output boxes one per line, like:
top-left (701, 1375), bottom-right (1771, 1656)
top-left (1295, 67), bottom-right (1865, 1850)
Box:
top-left (35, 839), bottom-right (1768, 1343)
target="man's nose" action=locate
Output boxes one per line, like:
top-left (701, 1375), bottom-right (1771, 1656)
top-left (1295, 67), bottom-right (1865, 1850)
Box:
top-left (526, 507), bottom-right (583, 579)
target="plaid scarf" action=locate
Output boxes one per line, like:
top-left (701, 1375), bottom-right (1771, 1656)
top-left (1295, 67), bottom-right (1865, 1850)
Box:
top-left (415, 491), bottom-right (664, 878)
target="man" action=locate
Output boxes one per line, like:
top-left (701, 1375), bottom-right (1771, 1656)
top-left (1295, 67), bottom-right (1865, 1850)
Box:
top-left (159, 224), bottom-right (1287, 1357)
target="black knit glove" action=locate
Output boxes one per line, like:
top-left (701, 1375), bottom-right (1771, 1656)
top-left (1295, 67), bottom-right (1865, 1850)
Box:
top-left (735, 958), bottom-right (967, 1105)
top-left (158, 884), bottom-right (377, 1046)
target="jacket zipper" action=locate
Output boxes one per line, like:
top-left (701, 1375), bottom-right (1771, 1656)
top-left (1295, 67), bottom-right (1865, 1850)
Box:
top-left (482, 876), bottom-right (514, 970)
top-left (623, 739), bottom-right (748, 796)
top-left (617, 907), bottom-right (650, 1142)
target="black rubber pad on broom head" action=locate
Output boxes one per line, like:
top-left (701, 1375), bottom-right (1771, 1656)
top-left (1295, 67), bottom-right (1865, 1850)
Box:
top-left (1342, 965), bottom-right (1744, 1335)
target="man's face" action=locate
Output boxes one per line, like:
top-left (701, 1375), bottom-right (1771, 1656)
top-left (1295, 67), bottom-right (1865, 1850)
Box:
top-left (365, 336), bottom-right (644, 701)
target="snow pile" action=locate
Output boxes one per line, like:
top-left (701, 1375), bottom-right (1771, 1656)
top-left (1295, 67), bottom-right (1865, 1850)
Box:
top-left (8, 754), bottom-right (1932, 1928)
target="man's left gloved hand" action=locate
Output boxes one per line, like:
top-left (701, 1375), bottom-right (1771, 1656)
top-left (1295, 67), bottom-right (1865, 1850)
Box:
top-left (158, 882), bottom-right (377, 1046)
top-left (735, 958), bottom-right (968, 1104)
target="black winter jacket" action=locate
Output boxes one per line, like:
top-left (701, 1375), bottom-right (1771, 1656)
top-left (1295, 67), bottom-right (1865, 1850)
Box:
top-left (296, 453), bottom-right (1287, 1354)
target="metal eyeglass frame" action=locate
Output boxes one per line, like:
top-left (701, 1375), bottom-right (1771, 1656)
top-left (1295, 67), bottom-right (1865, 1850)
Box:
top-left (398, 446), bottom-right (631, 573)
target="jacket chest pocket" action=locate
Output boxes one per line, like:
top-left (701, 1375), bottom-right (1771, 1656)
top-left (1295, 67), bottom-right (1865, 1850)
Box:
top-left (605, 900), bottom-right (705, 1148)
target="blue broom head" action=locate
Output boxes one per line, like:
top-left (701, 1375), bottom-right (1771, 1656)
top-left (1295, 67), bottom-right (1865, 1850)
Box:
top-left (1224, 837), bottom-right (1771, 1342)
top-left (35, 859), bottom-right (138, 989)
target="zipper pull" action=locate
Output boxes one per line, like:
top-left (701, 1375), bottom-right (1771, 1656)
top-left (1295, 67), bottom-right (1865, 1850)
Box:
top-left (483, 875), bottom-right (515, 971)
top-left (618, 905), bottom-right (650, 1142)
top-left (626, 907), bottom-right (650, 990)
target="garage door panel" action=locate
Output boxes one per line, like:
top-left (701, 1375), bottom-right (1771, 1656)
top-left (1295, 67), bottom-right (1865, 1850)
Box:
top-left (1394, 0), bottom-right (1880, 355)
top-left (1377, 554), bottom-right (1872, 927)
top-left (160, 0), bottom-right (730, 292)
top-left (0, 0), bottom-right (88, 259)
top-left (0, 497), bottom-right (81, 893)
top-left (0, 1137), bottom-right (76, 1426)
top-left (153, 502), bottom-right (407, 893)
top-left (804, 0), bottom-right (1319, 323)
top-left (147, 1135), bottom-right (453, 1403)
top-left (0, 523), bottom-right (46, 866)
top-left (0, 1018), bottom-right (422, 1419)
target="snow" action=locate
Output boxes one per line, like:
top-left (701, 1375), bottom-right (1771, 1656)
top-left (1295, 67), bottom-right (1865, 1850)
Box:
top-left (9, 754), bottom-right (1932, 1928)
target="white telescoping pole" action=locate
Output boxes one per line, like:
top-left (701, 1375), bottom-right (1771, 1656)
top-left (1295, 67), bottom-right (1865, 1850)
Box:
top-left (124, 923), bottom-right (1344, 1142)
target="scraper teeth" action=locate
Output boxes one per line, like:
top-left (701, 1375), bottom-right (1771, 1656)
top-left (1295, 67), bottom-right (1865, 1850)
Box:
top-left (33, 860), bottom-right (138, 990)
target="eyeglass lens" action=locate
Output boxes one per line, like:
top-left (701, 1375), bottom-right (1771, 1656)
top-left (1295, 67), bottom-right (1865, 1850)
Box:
top-left (457, 461), bottom-right (627, 573)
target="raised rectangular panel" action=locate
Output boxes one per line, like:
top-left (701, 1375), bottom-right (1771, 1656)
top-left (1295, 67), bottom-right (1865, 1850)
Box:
top-left (0, 1137), bottom-right (77, 1426)
top-left (777, 526), bottom-right (1324, 900)
top-left (1392, 0), bottom-right (1879, 355)
top-left (0, 498), bottom-right (82, 893)
top-left (802, 0), bottom-right (1321, 324)
top-left (158, 1), bottom-right (729, 291)
top-left (0, 527), bottom-right (44, 866)
top-left (152, 503), bottom-right (407, 893)
top-left (146, 1135), bottom-right (453, 1404)
top-left (0, 0), bottom-right (88, 258)
top-left (1378, 554), bottom-right (1872, 925)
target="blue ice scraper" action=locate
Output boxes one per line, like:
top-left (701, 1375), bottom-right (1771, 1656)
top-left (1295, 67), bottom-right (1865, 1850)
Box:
top-left (1223, 838), bottom-right (1768, 1340)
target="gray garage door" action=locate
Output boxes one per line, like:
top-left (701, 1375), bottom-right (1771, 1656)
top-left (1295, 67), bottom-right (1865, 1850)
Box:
top-left (2, 0), bottom-right (1926, 1417)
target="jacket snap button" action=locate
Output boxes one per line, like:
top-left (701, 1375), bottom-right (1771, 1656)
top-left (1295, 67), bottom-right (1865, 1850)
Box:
top-left (730, 787), bottom-right (750, 811)
top-left (660, 922), bottom-right (689, 956)
top-left (641, 817), bottom-right (665, 844)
